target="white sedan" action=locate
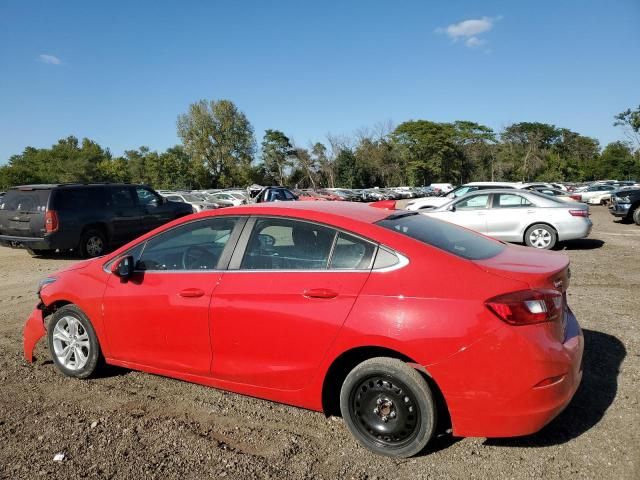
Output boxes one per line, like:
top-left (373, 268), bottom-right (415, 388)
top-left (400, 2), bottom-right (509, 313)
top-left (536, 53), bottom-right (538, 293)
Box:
top-left (424, 189), bottom-right (592, 249)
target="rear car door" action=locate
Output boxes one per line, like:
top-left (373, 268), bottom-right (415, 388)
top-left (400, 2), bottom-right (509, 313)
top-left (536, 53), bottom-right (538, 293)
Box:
top-left (102, 216), bottom-right (243, 374)
top-left (210, 217), bottom-right (375, 390)
top-left (0, 187), bottom-right (51, 239)
top-left (485, 192), bottom-right (535, 242)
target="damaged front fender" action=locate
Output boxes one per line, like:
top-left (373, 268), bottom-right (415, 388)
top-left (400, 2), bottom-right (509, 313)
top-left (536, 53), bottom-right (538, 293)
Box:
top-left (23, 305), bottom-right (46, 363)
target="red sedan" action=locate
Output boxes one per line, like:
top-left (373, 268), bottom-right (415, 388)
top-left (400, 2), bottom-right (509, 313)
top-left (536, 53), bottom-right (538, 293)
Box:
top-left (24, 201), bottom-right (583, 457)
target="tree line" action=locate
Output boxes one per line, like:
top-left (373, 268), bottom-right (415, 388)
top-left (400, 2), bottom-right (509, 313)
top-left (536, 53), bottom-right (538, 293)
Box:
top-left (1, 99), bottom-right (639, 191)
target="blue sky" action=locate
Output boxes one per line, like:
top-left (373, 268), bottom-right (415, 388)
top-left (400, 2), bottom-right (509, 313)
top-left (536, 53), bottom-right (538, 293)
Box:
top-left (1, 0), bottom-right (638, 163)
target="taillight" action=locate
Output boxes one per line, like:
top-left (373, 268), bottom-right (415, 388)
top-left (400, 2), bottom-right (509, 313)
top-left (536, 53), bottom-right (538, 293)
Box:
top-left (569, 194), bottom-right (581, 201)
top-left (45, 210), bottom-right (59, 233)
top-left (569, 209), bottom-right (588, 217)
top-left (486, 289), bottom-right (563, 326)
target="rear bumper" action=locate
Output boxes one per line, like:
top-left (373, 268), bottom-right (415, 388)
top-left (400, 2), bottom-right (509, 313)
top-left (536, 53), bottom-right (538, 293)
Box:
top-left (0, 231), bottom-right (77, 251)
top-left (558, 219), bottom-right (592, 241)
top-left (429, 309), bottom-right (584, 438)
top-left (609, 203), bottom-right (631, 218)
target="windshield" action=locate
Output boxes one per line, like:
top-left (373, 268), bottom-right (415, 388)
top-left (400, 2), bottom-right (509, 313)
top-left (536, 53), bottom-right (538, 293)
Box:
top-left (182, 194), bottom-right (201, 202)
top-left (377, 212), bottom-right (505, 260)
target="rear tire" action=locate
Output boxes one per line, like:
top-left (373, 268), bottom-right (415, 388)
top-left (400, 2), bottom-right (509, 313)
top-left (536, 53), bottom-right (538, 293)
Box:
top-left (47, 305), bottom-right (101, 379)
top-left (633, 207), bottom-right (640, 226)
top-left (524, 223), bottom-right (557, 249)
top-left (79, 229), bottom-right (107, 258)
top-left (340, 357), bottom-right (436, 458)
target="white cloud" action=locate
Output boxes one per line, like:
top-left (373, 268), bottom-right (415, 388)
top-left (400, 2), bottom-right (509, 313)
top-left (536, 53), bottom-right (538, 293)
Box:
top-left (465, 36), bottom-right (485, 48)
top-left (436, 16), bottom-right (501, 49)
top-left (38, 54), bottom-right (62, 65)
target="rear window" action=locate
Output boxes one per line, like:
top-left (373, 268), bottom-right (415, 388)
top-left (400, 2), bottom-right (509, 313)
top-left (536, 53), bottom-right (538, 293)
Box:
top-left (0, 189), bottom-right (51, 213)
top-left (53, 187), bottom-right (109, 211)
top-left (376, 212), bottom-right (504, 260)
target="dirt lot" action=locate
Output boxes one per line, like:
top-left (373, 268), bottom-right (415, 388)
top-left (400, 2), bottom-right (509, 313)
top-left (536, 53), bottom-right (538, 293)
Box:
top-left (0, 206), bottom-right (638, 479)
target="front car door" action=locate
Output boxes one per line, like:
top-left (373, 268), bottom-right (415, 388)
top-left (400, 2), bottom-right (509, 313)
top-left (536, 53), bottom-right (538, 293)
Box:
top-left (427, 193), bottom-right (490, 234)
top-left (210, 216), bottom-right (376, 390)
top-left (108, 186), bottom-right (144, 243)
top-left (102, 216), bottom-right (244, 375)
top-left (135, 186), bottom-right (175, 231)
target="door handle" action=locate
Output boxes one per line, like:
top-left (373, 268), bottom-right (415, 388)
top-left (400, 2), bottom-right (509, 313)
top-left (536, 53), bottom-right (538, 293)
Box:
top-left (179, 288), bottom-right (205, 298)
top-left (303, 288), bottom-right (338, 299)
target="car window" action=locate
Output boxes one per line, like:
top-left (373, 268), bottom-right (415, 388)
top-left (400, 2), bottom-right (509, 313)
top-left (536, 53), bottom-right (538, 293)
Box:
top-left (54, 188), bottom-right (108, 211)
top-left (494, 193), bottom-right (532, 208)
top-left (137, 217), bottom-right (238, 271)
top-left (377, 213), bottom-right (504, 260)
top-left (136, 187), bottom-right (160, 207)
top-left (1, 189), bottom-right (51, 212)
top-left (329, 232), bottom-right (376, 270)
top-left (241, 218), bottom-right (336, 270)
top-left (111, 187), bottom-right (136, 208)
top-left (166, 195), bottom-right (182, 202)
top-left (455, 194), bottom-right (490, 210)
top-left (449, 186), bottom-right (475, 198)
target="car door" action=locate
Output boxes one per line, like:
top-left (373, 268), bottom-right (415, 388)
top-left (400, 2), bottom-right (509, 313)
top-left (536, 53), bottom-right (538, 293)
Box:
top-left (210, 216), bottom-right (376, 390)
top-left (485, 192), bottom-right (535, 242)
top-left (102, 216), bottom-right (244, 374)
top-left (135, 186), bottom-right (175, 231)
top-left (427, 193), bottom-right (490, 234)
top-left (108, 186), bottom-right (144, 243)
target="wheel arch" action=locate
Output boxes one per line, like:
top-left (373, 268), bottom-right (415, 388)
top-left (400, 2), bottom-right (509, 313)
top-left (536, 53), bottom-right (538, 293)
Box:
top-left (81, 222), bottom-right (111, 242)
top-left (320, 346), bottom-right (451, 432)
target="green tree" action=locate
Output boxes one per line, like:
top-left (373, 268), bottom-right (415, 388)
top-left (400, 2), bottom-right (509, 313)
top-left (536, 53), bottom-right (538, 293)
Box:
top-left (177, 99), bottom-right (255, 187)
top-left (614, 105), bottom-right (640, 149)
top-left (261, 130), bottom-right (293, 186)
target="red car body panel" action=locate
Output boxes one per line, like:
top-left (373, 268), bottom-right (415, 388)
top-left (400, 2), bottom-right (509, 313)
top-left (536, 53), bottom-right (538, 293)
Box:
top-left (26, 202), bottom-right (584, 438)
top-left (23, 307), bottom-right (46, 363)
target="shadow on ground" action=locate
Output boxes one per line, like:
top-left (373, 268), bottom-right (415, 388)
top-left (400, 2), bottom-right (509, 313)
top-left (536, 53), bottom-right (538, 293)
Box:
top-left (484, 329), bottom-right (625, 448)
top-left (559, 239), bottom-right (605, 250)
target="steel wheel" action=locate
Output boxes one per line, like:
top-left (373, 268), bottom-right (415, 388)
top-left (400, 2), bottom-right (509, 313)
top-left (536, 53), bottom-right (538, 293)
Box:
top-left (350, 375), bottom-right (420, 448)
top-left (340, 357), bottom-right (436, 457)
top-left (52, 316), bottom-right (90, 371)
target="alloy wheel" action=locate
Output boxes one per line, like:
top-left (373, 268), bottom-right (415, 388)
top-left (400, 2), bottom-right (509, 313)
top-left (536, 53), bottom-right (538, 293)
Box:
top-left (529, 228), bottom-right (552, 248)
top-left (51, 316), bottom-right (90, 371)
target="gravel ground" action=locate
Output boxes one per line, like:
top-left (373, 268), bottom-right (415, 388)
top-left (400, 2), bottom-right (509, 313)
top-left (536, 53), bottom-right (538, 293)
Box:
top-left (0, 205), bottom-right (638, 479)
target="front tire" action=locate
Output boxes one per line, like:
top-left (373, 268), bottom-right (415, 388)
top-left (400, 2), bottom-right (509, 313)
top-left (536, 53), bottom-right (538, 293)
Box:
top-left (524, 223), bottom-right (557, 249)
top-left (47, 305), bottom-right (101, 379)
top-left (340, 357), bottom-right (436, 458)
top-left (633, 207), bottom-right (640, 226)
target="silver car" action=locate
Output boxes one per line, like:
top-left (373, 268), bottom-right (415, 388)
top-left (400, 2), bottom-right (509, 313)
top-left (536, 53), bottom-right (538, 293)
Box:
top-left (423, 189), bottom-right (592, 249)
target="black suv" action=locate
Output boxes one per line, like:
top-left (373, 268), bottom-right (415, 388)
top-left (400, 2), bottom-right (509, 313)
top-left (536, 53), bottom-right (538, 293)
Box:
top-left (609, 188), bottom-right (640, 225)
top-left (0, 184), bottom-right (193, 257)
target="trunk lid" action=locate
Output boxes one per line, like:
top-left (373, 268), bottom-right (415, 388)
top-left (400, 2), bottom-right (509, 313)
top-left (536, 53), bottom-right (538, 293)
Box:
top-left (474, 243), bottom-right (571, 341)
top-left (0, 187), bottom-right (52, 238)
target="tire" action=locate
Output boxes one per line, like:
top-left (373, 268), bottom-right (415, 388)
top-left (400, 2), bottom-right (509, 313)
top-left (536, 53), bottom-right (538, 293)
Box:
top-left (633, 207), bottom-right (640, 226)
top-left (79, 229), bottom-right (107, 258)
top-left (339, 357), bottom-right (436, 458)
top-left (47, 305), bottom-right (101, 379)
top-left (524, 223), bottom-right (557, 249)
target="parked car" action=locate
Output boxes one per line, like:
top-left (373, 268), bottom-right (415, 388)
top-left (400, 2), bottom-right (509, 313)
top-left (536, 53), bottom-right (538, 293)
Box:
top-left (521, 186), bottom-right (581, 203)
top-left (406, 182), bottom-right (520, 211)
top-left (254, 187), bottom-right (298, 203)
top-left (24, 201), bottom-right (583, 458)
top-left (576, 184), bottom-right (616, 201)
top-left (424, 189), bottom-right (592, 249)
top-left (430, 183), bottom-right (454, 194)
top-left (205, 192), bottom-right (245, 206)
top-left (0, 183), bottom-right (193, 257)
top-left (163, 192), bottom-right (218, 212)
top-left (609, 188), bottom-right (640, 225)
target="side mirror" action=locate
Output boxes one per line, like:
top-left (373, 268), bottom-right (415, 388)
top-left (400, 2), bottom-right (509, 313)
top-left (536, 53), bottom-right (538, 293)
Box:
top-left (111, 255), bottom-right (134, 280)
top-left (447, 204), bottom-right (457, 212)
